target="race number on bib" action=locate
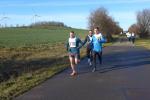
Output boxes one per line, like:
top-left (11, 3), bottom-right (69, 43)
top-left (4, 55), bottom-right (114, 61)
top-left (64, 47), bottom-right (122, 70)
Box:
top-left (94, 34), bottom-right (102, 40)
top-left (88, 35), bottom-right (92, 41)
top-left (69, 38), bottom-right (76, 47)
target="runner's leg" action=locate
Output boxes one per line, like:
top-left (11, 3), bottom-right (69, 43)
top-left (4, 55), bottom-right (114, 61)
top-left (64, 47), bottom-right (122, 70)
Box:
top-left (98, 51), bottom-right (102, 64)
top-left (87, 48), bottom-right (90, 63)
top-left (75, 54), bottom-right (80, 65)
top-left (69, 56), bottom-right (76, 75)
top-left (92, 51), bottom-right (97, 72)
top-left (87, 48), bottom-right (92, 66)
top-left (90, 49), bottom-right (93, 62)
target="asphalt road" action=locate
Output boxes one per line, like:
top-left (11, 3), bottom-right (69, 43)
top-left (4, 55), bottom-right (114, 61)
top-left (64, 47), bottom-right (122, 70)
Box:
top-left (15, 42), bottom-right (150, 100)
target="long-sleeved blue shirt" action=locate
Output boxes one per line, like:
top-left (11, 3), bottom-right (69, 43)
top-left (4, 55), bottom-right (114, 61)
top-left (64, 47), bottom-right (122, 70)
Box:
top-left (91, 33), bottom-right (106, 52)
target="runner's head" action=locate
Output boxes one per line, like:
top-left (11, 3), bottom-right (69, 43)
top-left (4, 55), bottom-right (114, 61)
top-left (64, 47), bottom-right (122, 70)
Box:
top-left (94, 27), bottom-right (99, 34)
top-left (89, 30), bottom-right (93, 36)
top-left (70, 31), bottom-right (75, 38)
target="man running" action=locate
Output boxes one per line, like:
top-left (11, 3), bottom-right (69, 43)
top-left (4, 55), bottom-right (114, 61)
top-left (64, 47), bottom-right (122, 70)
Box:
top-left (83, 30), bottom-right (93, 66)
top-left (91, 27), bottom-right (106, 72)
top-left (131, 32), bottom-right (135, 44)
top-left (126, 32), bottom-right (131, 42)
top-left (66, 31), bottom-right (83, 76)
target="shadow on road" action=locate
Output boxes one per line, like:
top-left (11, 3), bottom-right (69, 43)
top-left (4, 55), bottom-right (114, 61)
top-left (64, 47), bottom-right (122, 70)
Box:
top-left (77, 45), bottom-right (150, 75)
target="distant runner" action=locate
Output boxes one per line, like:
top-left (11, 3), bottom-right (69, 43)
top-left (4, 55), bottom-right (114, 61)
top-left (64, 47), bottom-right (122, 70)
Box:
top-left (83, 30), bottom-right (93, 66)
top-left (66, 31), bottom-right (83, 76)
top-left (131, 32), bottom-right (135, 44)
top-left (126, 32), bottom-right (131, 42)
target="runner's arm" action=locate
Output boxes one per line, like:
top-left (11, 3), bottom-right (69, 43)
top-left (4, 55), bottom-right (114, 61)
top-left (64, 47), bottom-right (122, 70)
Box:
top-left (65, 40), bottom-right (69, 51)
top-left (99, 36), bottom-right (107, 43)
top-left (77, 38), bottom-right (84, 49)
top-left (82, 36), bottom-right (88, 46)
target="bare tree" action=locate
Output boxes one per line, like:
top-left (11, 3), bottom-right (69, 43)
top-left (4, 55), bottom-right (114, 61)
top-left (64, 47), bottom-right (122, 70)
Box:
top-left (88, 7), bottom-right (108, 33)
top-left (128, 24), bottom-right (139, 34)
top-left (88, 7), bottom-right (122, 42)
top-left (137, 9), bottom-right (150, 38)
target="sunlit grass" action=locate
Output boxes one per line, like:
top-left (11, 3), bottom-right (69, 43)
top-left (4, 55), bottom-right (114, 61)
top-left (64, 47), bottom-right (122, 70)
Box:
top-left (135, 39), bottom-right (150, 49)
top-left (0, 27), bottom-right (87, 48)
top-left (0, 27), bottom-right (87, 100)
top-left (0, 63), bottom-right (69, 100)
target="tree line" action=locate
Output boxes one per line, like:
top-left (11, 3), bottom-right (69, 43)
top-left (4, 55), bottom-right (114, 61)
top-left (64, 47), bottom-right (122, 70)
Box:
top-left (30, 21), bottom-right (68, 28)
top-left (128, 9), bottom-right (150, 38)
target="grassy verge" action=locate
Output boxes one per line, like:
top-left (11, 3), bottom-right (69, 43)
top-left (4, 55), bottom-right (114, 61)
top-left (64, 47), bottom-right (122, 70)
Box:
top-left (0, 27), bottom-right (88, 99)
top-left (0, 63), bottom-right (69, 100)
top-left (0, 42), bottom-right (87, 100)
top-left (135, 39), bottom-right (150, 49)
top-left (0, 41), bottom-right (113, 100)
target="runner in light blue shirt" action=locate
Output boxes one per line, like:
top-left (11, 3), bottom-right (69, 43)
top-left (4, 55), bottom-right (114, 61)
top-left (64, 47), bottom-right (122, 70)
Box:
top-left (91, 27), bottom-right (106, 72)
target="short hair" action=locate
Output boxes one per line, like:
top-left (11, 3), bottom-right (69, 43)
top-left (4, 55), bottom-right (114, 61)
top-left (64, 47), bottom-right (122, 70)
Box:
top-left (70, 31), bottom-right (74, 33)
top-left (89, 30), bottom-right (92, 32)
top-left (94, 27), bottom-right (99, 30)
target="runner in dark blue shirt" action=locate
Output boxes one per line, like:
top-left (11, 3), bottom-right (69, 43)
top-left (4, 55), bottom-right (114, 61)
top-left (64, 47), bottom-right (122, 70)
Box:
top-left (83, 30), bottom-right (93, 66)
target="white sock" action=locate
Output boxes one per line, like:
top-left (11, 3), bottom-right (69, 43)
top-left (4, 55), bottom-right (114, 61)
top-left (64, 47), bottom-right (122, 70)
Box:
top-left (88, 58), bottom-right (90, 63)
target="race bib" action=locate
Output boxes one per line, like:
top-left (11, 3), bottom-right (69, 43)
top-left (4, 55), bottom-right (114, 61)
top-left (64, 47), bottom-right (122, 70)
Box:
top-left (69, 38), bottom-right (76, 47)
top-left (94, 34), bottom-right (102, 40)
top-left (88, 35), bottom-right (92, 41)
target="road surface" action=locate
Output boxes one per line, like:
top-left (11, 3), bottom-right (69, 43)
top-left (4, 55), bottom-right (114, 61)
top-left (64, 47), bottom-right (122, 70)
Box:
top-left (15, 42), bottom-right (150, 100)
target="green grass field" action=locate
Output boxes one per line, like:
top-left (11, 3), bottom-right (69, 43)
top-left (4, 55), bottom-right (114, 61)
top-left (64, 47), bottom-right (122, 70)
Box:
top-left (0, 27), bottom-right (89, 100)
top-left (0, 27), bottom-right (87, 48)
